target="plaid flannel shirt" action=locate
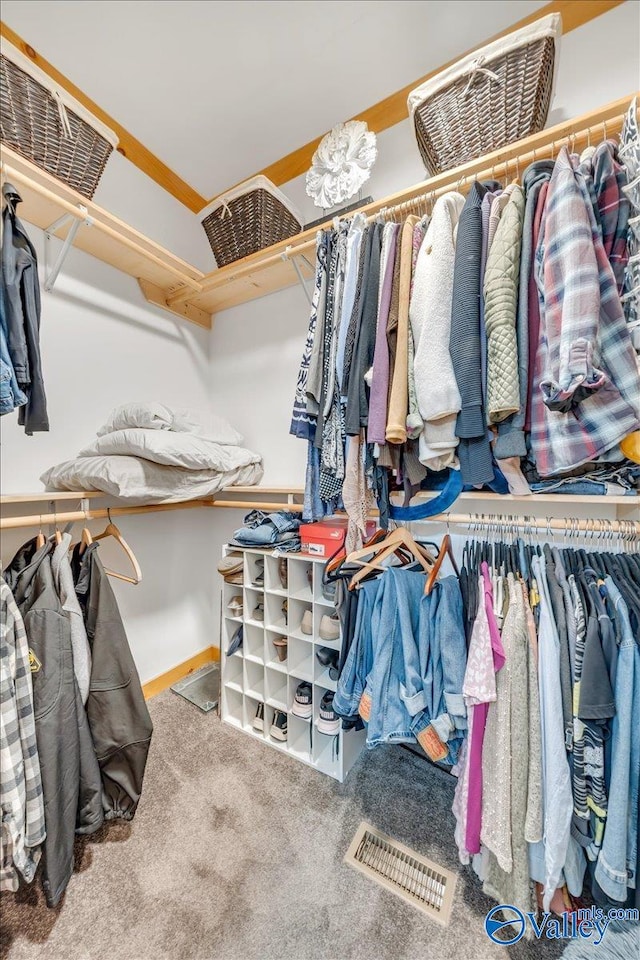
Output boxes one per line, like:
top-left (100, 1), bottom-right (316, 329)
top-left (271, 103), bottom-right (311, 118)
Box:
top-left (0, 578), bottom-right (45, 892)
top-left (530, 148), bottom-right (640, 476)
top-left (579, 140), bottom-right (630, 294)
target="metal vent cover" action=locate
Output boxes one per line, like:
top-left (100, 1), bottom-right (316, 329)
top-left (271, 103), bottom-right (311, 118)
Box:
top-left (344, 822), bottom-right (456, 925)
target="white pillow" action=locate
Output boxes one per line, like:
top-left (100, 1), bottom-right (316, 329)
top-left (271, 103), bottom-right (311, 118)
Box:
top-left (79, 429), bottom-right (260, 472)
top-left (96, 402), bottom-right (243, 445)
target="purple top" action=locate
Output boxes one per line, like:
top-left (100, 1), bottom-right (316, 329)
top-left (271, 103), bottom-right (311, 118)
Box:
top-left (465, 561), bottom-right (506, 854)
top-left (368, 224), bottom-right (400, 444)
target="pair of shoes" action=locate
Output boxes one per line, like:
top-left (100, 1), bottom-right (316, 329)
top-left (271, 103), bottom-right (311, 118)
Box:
top-left (317, 691), bottom-right (340, 734)
top-left (227, 596), bottom-right (243, 616)
top-left (252, 704), bottom-right (288, 741)
top-left (291, 681), bottom-right (312, 719)
top-left (300, 611), bottom-right (339, 639)
top-left (273, 636), bottom-right (287, 662)
top-left (316, 646), bottom-right (339, 680)
top-left (282, 599), bottom-right (288, 623)
top-left (226, 625), bottom-right (243, 656)
top-left (253, 557), bottom-right (265, 586)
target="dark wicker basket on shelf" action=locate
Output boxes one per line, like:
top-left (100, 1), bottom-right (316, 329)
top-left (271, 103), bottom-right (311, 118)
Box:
top-left (201, 187), bottom-right (302, 267)
top-left (0, 53), bottom-right (115, 199)
top-left (412, 31), bottom-right (557, 174)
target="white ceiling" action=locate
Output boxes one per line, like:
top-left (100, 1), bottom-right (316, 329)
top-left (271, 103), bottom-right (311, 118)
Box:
top-left (3, 0), bottom-right (547, 199)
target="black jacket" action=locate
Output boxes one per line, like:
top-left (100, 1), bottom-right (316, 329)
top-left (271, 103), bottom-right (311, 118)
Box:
top-left (72, 543), bottom-right (153, 821)
top-left (1, 183), bottom-right (49, 434)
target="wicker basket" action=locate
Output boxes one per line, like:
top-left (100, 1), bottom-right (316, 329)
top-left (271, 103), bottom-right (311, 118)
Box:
top-left (408, 14), bottom-right (561, 175)
top-left (200, 176), bottom-right (302, 267)
top-left (1, 43), bottom-right (118, 199)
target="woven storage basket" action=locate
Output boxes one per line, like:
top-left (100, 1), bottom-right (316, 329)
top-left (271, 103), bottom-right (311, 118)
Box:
top-left (408, 13), bottom-right (561, 175)
top-left (200, 176), bottom-right (302, 267)
top-left (1, 42), bottom-right (118, 199)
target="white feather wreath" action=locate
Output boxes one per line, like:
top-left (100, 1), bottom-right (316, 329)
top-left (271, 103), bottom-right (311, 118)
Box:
top-left (305, 120), bottom-right (377, 209)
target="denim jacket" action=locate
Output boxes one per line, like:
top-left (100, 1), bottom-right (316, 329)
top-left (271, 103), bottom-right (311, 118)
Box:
top-left (0, 311), bottom-right (27, 414)
top-left (359, 567), bottom-right (424, 748)
top-left (411, 576), bottom-right (468, 764)
top-left (1, 183), bottom-right (49, 434)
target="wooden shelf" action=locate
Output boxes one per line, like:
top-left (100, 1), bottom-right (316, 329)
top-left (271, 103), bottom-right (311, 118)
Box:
top-left (168, 94), bottom-right (636, 317)
top-left (0, 147), bottom-right (211, 329)
top-left (0, 491), bottom-right (104, 503)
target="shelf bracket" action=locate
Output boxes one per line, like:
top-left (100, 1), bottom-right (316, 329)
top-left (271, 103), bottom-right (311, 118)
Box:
top-left (282, 247), bottom-right (313, 307)
top-left (44, 206), bottom-right (93, 292)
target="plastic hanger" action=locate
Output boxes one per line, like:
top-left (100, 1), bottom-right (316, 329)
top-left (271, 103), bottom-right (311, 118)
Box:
top-left (424, 534), bottom-right (460, 595)
top-left (90, 509), bottom-right (142, 585)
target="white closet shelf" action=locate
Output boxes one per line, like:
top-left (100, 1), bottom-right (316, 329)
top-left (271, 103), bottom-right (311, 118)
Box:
top-left (0, 147), bottom-right (212, 329)
top-left (169, 93), bottom-right (637, 317)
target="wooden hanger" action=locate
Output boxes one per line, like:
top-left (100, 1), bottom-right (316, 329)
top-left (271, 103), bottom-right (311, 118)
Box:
top-left (348, 526), bottom-right (434, 591)
top-left (91, 510), bottom-right (142, 585)
top-left (325, 528), bottom-right (386, 575)
top-left (424, 534), bottom-right (460, 595)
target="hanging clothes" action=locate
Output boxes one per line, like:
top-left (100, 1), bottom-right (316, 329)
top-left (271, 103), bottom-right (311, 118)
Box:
top-left (72, 542), bottom-right (153, 822)
top-left (290, 112), bottom-right (640, 547)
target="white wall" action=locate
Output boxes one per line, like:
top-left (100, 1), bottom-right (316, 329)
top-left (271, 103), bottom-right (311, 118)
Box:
top-left (2, 4), bottom-right (638, 684)
top-left (0, 214), bottom-right (223, 684)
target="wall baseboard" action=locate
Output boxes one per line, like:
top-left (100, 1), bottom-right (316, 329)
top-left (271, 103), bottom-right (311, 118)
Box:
top-left (143, 646), bottom-right (220, 700)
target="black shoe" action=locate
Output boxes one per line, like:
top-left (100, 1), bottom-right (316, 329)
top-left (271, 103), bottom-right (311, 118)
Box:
top-left (291, 681), bottom-right (312, 719)
top-left (270, 709), bottom-right (288, 741)
top-left (317, 691), bottom-right (340, 735)
top-left (252, 702), bottom-right (264, 731)
top-left (316, 646), bottom-right (339, 681)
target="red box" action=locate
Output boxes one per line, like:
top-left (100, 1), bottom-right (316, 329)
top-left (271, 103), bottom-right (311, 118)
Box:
top-left (300, 517), bottom-right (377, 558)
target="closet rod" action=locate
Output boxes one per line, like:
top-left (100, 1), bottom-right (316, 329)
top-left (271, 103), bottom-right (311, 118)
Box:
top-left (0, 162), bottom-right (203, 292)
top-left (206, 499), bottom-right (303, 511)
top-left (0, 501), bottom-right (209, 530)
top-left (408, 512), bottom-right (640, 538)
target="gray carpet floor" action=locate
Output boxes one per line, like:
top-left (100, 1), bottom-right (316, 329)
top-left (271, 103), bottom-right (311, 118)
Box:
top-left (2, 690), bottom-right (570, 960)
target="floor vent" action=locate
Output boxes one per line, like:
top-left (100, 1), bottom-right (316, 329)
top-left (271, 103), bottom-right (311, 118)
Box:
top-left (344, 822), bottom-right (456, 924)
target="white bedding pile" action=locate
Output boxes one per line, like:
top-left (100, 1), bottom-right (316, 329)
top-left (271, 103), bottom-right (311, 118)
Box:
top-left (41, 402), bottom-right (263, 504)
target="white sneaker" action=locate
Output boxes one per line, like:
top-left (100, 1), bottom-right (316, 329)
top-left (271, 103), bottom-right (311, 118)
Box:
top-left (319, 614), bottom-right (340, 641)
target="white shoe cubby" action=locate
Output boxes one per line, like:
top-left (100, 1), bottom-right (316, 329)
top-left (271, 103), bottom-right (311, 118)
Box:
top-left (220, 547), bottom-right (366, 782)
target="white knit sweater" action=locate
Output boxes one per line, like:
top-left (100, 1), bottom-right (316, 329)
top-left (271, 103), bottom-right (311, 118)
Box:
top-left (410, 192), bottom-right (465, 469)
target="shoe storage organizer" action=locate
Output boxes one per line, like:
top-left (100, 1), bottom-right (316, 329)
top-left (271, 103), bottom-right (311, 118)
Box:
top-left (220, 548), bottom-right (366, 782)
